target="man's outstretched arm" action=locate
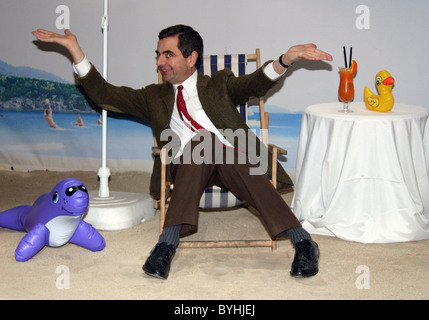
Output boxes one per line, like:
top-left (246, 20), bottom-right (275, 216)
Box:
top-left (273, 43), bottom-right (333, 74)
top-left (32, 29), bottom-right (85, 65)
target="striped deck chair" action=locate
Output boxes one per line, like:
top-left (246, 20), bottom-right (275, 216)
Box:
top-left (157, 49), bottom-right (287, 249)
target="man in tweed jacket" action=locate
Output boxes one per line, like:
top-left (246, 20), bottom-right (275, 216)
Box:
top-left (33, 25), bottom-right (332, 279)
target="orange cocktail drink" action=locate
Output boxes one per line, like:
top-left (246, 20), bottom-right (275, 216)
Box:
top-left (338, 69), bottom-right (355, 102)
top-left (338, 60), bottom-right (357, 112)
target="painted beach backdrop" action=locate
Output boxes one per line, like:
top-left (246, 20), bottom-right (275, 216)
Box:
top-left (0, 59), bottom-right (301, 173)
top-left (0, 108), bottom-right (301, 174)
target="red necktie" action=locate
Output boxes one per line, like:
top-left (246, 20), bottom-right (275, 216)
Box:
top-left (177, 85), bottom-right (204, 132)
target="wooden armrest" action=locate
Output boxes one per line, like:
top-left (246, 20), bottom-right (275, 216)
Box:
top-left (269, 144), bottom-right (287, 188)
top-left (268, 144), bottom-right (287, 155)
top-left (152, 146), bottom-right (161, 156)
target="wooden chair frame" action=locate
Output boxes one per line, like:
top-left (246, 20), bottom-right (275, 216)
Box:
top-left (155, 49), bottom-right (287, 250)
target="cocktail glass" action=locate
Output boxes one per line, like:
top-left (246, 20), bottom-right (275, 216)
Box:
top-left (338, 60), bottom-right (357, 112)
top-left (338, 68), bottom-right (354, 112)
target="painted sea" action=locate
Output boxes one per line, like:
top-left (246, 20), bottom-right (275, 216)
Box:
top-left (0, 110), bottom-right (302, 173)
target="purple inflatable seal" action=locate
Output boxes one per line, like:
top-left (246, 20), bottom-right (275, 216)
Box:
top-left (0, 178), bottom-right (105, 261)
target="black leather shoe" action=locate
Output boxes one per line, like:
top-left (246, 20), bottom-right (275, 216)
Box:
top-left (290, 240), bottom-right (319, 278)
top-left (143, 242), bottom-right (176, 280)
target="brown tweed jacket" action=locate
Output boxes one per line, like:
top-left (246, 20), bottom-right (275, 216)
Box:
top-left (76, 62), bottom-right (293, 199)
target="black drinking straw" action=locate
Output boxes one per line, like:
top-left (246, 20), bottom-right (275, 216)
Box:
top-left (343, 46), bottom-right (347, 68)
top-left (349, 47), bottom-right (353, 69)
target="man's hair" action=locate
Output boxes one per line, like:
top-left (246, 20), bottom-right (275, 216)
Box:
top-left (159, 25), bottom-right (204, 69)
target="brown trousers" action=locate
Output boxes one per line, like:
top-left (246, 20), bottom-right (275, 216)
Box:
top-left (163, 131), bottom-right (301, 239)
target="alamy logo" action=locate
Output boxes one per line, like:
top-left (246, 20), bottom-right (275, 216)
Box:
top-left (355, 265), bottom-right (370, 289)
top-left (159, 129), bottom-right (269, 175)
top-left (56, 265), bottom-right (70, 289)
top-left (56, 5), bottom-right (70, 30)
top-left (356, 5), bottom-right (370, 30)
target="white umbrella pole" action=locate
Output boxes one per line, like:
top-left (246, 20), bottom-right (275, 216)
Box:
top-left (85, 0), bottom-right (156, 230)
top-left (98, 0), bottom-right (110, 197)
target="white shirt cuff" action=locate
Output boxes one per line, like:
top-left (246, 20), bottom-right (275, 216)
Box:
top-left (263, 61), bottom-right (286, 80)
top-left (72, 56), bottom-right (91, 78)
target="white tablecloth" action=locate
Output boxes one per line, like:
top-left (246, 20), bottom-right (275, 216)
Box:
top-left (291, 102), bottom-right (429, 243)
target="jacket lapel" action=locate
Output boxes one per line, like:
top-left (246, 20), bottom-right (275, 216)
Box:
top-left (196, 70), bottom-right (246, 132)
top-left (160, 83), bottom-right (175, 121)
top-left (196, 71), bottom-right (224, 129)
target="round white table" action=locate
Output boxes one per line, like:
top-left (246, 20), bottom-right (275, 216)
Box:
top-left (291, 102), bottom-right (429, 243)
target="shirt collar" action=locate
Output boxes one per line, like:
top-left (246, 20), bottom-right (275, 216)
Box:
top-left (174, 69), bottom-right (198, 97)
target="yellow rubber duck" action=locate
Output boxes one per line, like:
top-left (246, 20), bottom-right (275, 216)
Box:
top-left (364, 70), bottom-right (395, 112)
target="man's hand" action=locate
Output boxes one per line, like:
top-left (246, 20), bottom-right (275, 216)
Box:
top-left (274, 43), bottom-right (333, 73)
top-left (32, 29), bottom-right (85, 64)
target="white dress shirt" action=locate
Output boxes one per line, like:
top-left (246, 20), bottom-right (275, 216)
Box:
top-left (73, 57), bottom-right (285, 158)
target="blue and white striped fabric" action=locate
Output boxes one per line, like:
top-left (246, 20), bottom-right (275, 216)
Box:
top-left (199, 54), bottom-right (247, 121)
top-left (199, 185), bottom-right (243, 209)
top-left (198, 54), bottom-right (247, 209)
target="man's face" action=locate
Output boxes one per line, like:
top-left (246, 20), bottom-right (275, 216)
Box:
top-left (156, 35), bottom-right (196, 84)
